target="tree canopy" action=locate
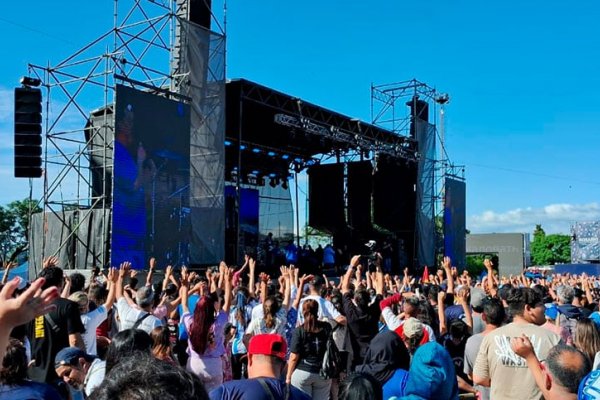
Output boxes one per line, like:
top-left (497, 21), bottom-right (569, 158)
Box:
top-left (531, 224), bottom-right (571, 266)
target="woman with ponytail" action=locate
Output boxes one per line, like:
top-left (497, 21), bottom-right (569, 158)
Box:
top-left (286, 299), bottom-right (334, 399)
top-left (180, 266), bottom-right (232, 393)
top-left (244, 295), bottom-right (286, 344)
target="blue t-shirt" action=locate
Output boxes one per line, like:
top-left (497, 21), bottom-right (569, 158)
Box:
top-left (210, 377), bottom-right (310, 400)
top-left (177, 294), bottom-right (199, 340)
top-left (0, 381), bottom-right (62, 400)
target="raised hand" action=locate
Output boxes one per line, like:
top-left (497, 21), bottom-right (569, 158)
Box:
top-left (118, 262), bottom-right (132, 278)
top-left (107, 267), bottom-right (118, 283)
top-left (0, 277), bottom-right (59, 329)
top-left (149, 257), bottom-right (156, 271)
top-left (484, 258), bottom-right (493, 270)
top-left (43, 256), bottom-right (59, 269)
top-left (510, 334), bottom-right (535, 360)
top-left (442, 256), bottom-right (452, 270)
top-left (181, 266), bottom-right (189, 285)
top-left (165, 265), bottom-right (173, 278)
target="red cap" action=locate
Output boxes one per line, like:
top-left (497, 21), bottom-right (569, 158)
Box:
top-left (248, 334), bottom-right (287, 360)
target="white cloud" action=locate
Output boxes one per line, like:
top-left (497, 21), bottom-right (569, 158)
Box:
top-left (468, 202), bottom-right (600, 235)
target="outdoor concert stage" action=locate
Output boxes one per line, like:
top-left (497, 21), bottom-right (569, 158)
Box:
top-left (24, 1), bottom-right (465, 276)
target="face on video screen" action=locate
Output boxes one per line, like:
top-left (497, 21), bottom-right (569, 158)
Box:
top-left (111, 84), bottom-right (191, 270)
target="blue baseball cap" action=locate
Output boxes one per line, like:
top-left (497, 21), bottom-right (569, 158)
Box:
top-left (54, 347), bottom-right (94, 369)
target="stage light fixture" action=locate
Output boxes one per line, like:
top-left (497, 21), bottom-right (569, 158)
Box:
top-left (224, 140), bottom-right (232, 146)
top-left (252, 148), bottom-right (261, 153)
top-left (240, 144), bottom-right (246, 150)
top-left (267, 151), bottom-right (276, 157)
top-left (281, 154), bottom-right (289, 160)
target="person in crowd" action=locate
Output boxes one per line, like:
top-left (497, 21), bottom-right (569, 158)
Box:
top-left (115, 262), bottom-right (163, 334)
top-left (341, 256), bottom-right (383, 368)
top-left (339, 372), bottom-right (383, 400)
top-left (287, 299), bottom-right (335, 399)
top-left (27, 265), bottom-right (86, 384)
top-left (323, 244), bottom-right (336, 272)
top-left (88, 353), bottom-right (209, 400)
top-left (69, 268), bottom-right (117, 356)
top-left (406, 345), bottom-right (460, 399)
top-left (0, 274), bottom-right (59, 362)
top-left (463, 297), bottom-right (505, 400)
top-left (298, 275), bottom-right (346, 326)
top-left (573, 318), bottom-right (600, 365)
top-left (209, 334), bottom-right (310, 400)
top-left (473, 287), bottom-right (561, 400)
top-left (355, 328), bottom-right (410, 399)
top-left (54, 347), bottom-right (105, 397)
top-left (542, 303), bottom-right (562, 336)
top-left (556, 284), bottom-right (583, 345)
top-left (181, 266), bottom-right (232, 392)
top-left (151, 326), bottom-right (177, 366)
top-left (511, 338), bottom-right (591, 400)
top-left (228, 259), bottom-right (256, 379)
top-left (469, 287), bottom-right (487, 334)
top-left (104, 328), bottom-right (153, 374)
top-left (68, 273), bottom-right (86, 295)
top-left (0, 339), bottom-right (62, 400)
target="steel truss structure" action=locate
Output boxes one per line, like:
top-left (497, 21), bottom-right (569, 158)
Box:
top-left (371, 79), bottom-right (465, 264)
top-left (27, 0), bottom-right (226, 272)
top-left (234, 79), bottom-right (418, 163)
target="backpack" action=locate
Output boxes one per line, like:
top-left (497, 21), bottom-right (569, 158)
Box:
top-left (320, 325), bottom-right (342, 379)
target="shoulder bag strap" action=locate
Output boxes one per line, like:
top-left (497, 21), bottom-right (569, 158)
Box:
top-left (256, 378), bottom-right (276, 400)
top-left (132, 312), bottom-right (151, 330)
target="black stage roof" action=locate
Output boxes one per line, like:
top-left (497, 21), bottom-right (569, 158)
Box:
top-left (225, 79), bottom-right (417, 182)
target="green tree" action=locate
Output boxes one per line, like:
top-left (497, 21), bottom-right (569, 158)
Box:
top-left (0, 199), bottom-right (42, 262)
top-left (530, 224), bottom-right (571, 265)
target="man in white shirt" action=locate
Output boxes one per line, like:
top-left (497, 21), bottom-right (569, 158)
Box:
top-left (297, 276), bottom-right (346, 326)
top-left (115, 262), bottom-right (162, 334)
top-left (69, 268), bottom-right (118, 355)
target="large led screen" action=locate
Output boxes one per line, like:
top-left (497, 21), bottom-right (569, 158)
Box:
top-left (112, 85), bottom-right (191, 269)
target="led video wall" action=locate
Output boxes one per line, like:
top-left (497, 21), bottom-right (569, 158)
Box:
top-left (111, 85), bottom-right (191, 269)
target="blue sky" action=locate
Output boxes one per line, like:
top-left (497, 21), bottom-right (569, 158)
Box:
top-left (1, 1), bottom-right (599, 234)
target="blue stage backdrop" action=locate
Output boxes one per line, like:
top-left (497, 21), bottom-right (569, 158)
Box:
top-left (112, 85), bottom-right (191, 269)
top-left (444, 178), bottom-right (466, 268)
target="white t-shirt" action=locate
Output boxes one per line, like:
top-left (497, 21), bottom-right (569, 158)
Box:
top-left (245, 310), bottom-right (287, 337)
top-left (81, 305), bottom-right (108, 356)
top-left (84, 358), bottom-right (106, 396)
top-left (297, 295), bottom-right (341, 325)
top-left (380, 307), bottom-right (436, 342)
top-left (116, 297), bottom-right (162, 334)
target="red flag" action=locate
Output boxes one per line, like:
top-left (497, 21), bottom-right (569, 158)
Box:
top-left (422, 265), bottom-right (430, 283)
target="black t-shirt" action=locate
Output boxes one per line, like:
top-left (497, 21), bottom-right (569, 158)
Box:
top-left (342, 293), bottom-right (381, 366)
top-left (27, 298), bottom-right (85, 383)
top-left (290, 322), bottom-right (331, 373)
top-left (438, 333), bottom-right (469, 383)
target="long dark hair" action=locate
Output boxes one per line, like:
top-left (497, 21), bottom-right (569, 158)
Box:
top-left (190, 295), bottom-right (216, 355)
top-left (302, 299), bottom-right (320, 333)
top-left (151, 326), bottom-right (172, 360)
top-left (105, 329), bottom-right (153, 373)
top-left (0, 339), bottom-right (28, 385)
top-left (263, 296), bottom-right (280, 330)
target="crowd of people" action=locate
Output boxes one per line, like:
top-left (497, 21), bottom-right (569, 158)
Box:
top-left (2, 253), bottom-right (600, 399)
